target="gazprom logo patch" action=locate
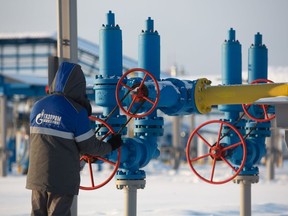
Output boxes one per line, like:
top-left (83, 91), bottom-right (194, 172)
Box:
top-left (36, 110), bottom-right (62, 126)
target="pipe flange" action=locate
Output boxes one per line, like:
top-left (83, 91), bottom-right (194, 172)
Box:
top-left (194, 78), bottom-right (212, 114)
top-left (233, 175), bottom-right (259, 184)
top-left (116, 179), bottom-right (146, 190)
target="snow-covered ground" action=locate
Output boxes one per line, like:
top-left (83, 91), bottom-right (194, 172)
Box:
top-left (0, 160), bottom-right (287, 216)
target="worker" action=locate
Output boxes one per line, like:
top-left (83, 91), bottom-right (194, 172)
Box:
top-left (26, 62), bottom-right (122, 215)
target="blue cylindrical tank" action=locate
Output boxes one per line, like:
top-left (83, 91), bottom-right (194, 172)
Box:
top-left (219, 28), bottom-right (242, 115)
top-left (138, 17), bottom-right (160, 80)
top-left (221, 28), bottom-right (242, 85)
top-left (248, 32), bottom-right (268, 82)
top-left (95, 11), bottom-right (127, 134)
top-left (99, 11), bottom-right (123, 77)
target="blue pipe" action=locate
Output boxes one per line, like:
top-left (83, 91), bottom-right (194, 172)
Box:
top-left (115, 17), bottom-right (163, 180)
top-left (248, 33), bottom-right (268, 82)
top-left (138, 17), bottom-right (160, 80)
top-left (241, 32), bottom-right (270, 175)
top-left (99, 10), bottom-right (122, 77)
top-left (95, 11), bottom-right (127, 134)
top-left (219, 28), bottom-right (243, 117)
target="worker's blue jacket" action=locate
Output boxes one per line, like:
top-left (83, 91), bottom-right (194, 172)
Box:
top-left (26, 62), bottom-right (112, 195)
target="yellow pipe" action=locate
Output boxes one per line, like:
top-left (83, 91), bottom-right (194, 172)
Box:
top-left (194, 78), bottom-right (288, 114)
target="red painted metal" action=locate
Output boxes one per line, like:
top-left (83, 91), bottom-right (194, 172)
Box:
top-left (116, 68), bottom-right (160, 118)
top-left (186, 120), bottom-right (247, 184)
top-left (80, 116), bottom-right (121, 190)
top-left (242, 79), bottom-right (275, 122)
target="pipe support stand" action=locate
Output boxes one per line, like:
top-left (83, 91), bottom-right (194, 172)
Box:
top-left (233, 175), bottom-right (259, 184)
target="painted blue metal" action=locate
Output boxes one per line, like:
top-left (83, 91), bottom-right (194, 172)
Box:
top-left (94, 11), bottom-right (127, 135)
top-left (218, 29), bottom-right (271, 175)
top-left (138, 17), bottom-right (160, 80)
top-left (111, 14), bottom-right (163, 180)
top-left (6, 137), bottom-right (16, 172)
top-left (218, 29), bottom-right (246, 172)
top-left (0, 77), bottom-right (46, 97)
top-left (118, 77), bottom-right (201, 117)
top-left (240, 32), bottom-right (270, 175)
top-left (219, 28), bottom-right (243, 114)
top-left (221, 28), bottom-right (242, 85)
top-left (114, 14), bottom-right (200, 179)
top-left (99, 10), bottom-right (123, 77)
top-left (246, 32), bottom-right (274, 121)
top-left (93, 11), bottom-right (158, 180)
top-left (134, 116), bottom-right (164, 137)
top-left (159, 79), bottom-right (200, 115)
top-left (248, 33), bottom-right (268, 82)
top-left (0, 9), bottom-right (273, 183)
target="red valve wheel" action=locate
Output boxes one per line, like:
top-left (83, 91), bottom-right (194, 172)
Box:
top-left (116, 68), bottom-right (160, 118)
top-left (186, 120), bottom-right (247, 184)
top-left (242, 79), bottom-right (275, 122)
top-left (80, 116), bottom-right (121, 190)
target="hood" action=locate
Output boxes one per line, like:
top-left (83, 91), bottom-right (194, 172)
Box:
top-left (49, 62), bottom-right (91, 115)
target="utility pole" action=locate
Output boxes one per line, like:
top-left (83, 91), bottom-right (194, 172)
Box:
top-left (57, 0), bottom-right (78, 64)
top-left (56, 0), bottom-right (78, 215)
top-left (0, 95), bottom-right (7, 177)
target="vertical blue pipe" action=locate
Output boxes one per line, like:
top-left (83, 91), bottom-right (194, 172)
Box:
top-left (99, 11), bottom-right (122, 77)
top-left (138, 17), bottom-right (160, 80)
top-left (248, 32), bottom-right (268, 82)
top-left (219, 28), bottom-right (242, 117)
top-left (219, 29), bottom-right (246, 170)
top-left (221, 28), bottom-right (242, 85)
top-left (96, 11), bottom-right (126, 129)
top-left (243, 32), bottom-right (269, 175)
top-left (134, 17), bottom-right (162, 168)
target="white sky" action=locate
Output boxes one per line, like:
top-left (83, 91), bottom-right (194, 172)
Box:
top-left (0, 0), bottom-right (287, 76)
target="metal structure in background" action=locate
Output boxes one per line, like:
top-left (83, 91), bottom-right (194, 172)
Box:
top-left (0, 35), bottom-right (137, 86)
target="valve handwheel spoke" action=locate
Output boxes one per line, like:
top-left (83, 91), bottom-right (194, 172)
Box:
top-left (186, 120), bottom-right (247, 184)
top-left (80, 116), bottom-right (121, 190)
top-left (242, 79), bottom-right (275, 122)
top-left (116, 68), bottom-right (160, 118)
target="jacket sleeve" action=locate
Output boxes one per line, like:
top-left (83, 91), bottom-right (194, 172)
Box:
top-left (74, 110), bottom-right (113, 156)
top-left (77, 133), bottom-right (113, 156)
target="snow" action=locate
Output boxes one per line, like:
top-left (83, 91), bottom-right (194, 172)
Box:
top-left (0, 160), bottom-right (288, 216)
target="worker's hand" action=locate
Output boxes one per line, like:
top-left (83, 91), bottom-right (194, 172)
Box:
top-left (107, 134), bottom-right (122, 151)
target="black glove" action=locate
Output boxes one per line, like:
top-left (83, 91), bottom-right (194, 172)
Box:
top-left (107, 134), bottom-right (122, 151)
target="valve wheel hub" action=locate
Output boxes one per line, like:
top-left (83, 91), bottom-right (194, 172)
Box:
top-left (210, 145), bottom-right (223, 159)
top-left (131, 84), bottom-right (149, 103)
